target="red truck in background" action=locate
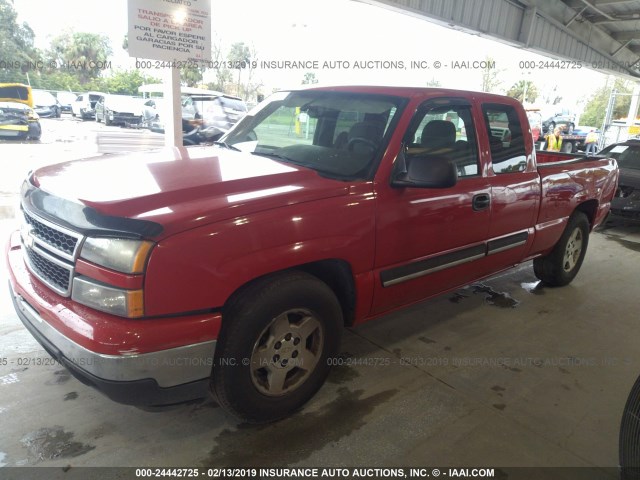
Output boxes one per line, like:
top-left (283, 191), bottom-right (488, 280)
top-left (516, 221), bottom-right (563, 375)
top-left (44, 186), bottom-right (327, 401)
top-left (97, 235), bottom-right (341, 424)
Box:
top-left (6, 86), bottom-right (618, 423)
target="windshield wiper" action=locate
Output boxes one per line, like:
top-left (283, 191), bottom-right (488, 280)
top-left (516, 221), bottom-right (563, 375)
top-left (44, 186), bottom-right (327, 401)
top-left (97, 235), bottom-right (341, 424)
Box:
top-left (251, 151), bottom-right (303, 165)
top-left (213, 141), bottom-right (241, 151)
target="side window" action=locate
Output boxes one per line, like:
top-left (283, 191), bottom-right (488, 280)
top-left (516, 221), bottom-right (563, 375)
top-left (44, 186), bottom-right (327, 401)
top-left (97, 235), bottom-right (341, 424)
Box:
top-left (482, 103), bottom-right (527, 174)
top-left (404, 100), bottom-right (480, 178)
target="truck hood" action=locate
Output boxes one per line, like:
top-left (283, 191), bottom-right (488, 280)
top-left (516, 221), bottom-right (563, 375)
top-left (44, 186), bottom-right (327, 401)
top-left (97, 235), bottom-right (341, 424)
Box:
top-left (29, 146), bottom-right (350, 238)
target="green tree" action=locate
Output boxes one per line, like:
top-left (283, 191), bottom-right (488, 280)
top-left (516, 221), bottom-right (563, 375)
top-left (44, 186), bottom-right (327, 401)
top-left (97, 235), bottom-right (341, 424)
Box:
top-left (206, 39), bottom-right (232, 92)
top-left (180, 64), bottom-right (205, 88)
top-left (480, 56), bottom-right (502, 93)
top-left (0, 0), bottom-right (38, 82)
top-left (88, 69), bottom-right (159, 95)
top-left (425, 77), bottom-right (441, 87)
top-left (507, 80), bottom-right (538, 103)
top-left (302, 72), bottom-right (319, 85)
top-left (580, 77), bottom-right (633, 128)
top-left (47, 31), bottom-right (112, 84)
top-left (227, 42), bottom-right (251, 97)
top-left (30, 71), bottom-right (82, 92)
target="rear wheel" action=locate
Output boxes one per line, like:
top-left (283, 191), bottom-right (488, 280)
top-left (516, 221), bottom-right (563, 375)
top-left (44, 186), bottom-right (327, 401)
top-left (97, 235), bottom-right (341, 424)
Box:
top-left (561, 141), bottom-right (574, 153)
top-left (534, 212), bottom-right (590, 286)
top-left (212, 271), bottom-right (342, 423)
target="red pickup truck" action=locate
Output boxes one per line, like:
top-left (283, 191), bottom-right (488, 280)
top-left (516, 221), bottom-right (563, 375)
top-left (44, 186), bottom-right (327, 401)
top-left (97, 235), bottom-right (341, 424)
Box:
top-left (6, 86), bottom-right (618, 423)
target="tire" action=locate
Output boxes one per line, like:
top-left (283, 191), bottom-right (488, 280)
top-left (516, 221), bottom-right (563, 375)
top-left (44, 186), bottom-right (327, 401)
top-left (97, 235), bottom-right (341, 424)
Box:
top-left (533, 211), bottom-right (590, 286)
top-left (561, 141), bottom-right (574, 153)
top-left (620, 374), bottom-right (640, 478)
top-left (27, 123), bottom-right (42, 140)
top-left (213, 271), bottom-right (343, 423)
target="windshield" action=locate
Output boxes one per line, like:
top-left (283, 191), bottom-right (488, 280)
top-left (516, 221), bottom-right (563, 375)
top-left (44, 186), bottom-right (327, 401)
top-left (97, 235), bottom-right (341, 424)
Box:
top-left (221, 90), bottom-right (405, 180)
top-left (600, 143), bottom-right (640, 170)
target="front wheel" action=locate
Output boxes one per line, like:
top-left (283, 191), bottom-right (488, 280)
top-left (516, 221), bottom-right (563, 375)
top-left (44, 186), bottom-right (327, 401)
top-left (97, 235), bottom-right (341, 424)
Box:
top-left (533, 211), bottom-right (590, 286)
top-left (212, 271), bottom-right (342, 423)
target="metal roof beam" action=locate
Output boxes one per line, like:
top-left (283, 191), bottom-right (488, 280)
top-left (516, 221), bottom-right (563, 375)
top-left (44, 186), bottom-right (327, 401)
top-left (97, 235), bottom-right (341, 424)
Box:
top-left (591, 12), bottom-right (640, 24)
top-left (565, 5), bottom-right (588, 26)
top-left (576, 0), bottom-right (616, 20)
top-left (612, 31), bottom-right (640, 42)
top-left (592, 0), bottom-right (640, 5)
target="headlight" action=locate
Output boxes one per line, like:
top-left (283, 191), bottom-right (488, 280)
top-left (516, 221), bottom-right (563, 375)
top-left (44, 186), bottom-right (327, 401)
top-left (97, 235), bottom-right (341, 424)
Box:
top-left (27, 109), bottom-right (39, 121)
top-left (72, 277), bottom-right (144, 318)
top-left (80, 237), bottom-right (154, 274)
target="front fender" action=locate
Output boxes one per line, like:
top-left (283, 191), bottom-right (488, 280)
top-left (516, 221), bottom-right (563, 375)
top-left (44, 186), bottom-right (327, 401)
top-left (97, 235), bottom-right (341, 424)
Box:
top-left (143, 193), bottom-right (376, 316)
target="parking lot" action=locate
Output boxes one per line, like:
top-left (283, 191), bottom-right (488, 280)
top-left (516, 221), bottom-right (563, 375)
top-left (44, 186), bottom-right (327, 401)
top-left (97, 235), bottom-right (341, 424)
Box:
top-left (1, 115), bottom-right (640, 474)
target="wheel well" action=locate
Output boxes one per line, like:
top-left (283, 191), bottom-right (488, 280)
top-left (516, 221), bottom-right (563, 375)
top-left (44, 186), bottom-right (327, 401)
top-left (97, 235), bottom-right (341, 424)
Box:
top-left (222, 259), bottom-right (356, 327)
top-left (296, 259), bottom-right (356, 327)
top-left (575, 200), bottom-right (598, 229)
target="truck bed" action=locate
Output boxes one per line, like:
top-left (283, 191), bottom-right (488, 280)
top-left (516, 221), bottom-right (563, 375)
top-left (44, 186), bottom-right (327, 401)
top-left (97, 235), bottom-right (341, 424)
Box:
top-left (529, 151), bottom-right (619, 256)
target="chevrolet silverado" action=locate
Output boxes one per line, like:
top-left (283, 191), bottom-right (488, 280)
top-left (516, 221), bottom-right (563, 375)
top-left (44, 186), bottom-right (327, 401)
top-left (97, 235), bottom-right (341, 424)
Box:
top-left (6, 86), bottom-right (618, 423)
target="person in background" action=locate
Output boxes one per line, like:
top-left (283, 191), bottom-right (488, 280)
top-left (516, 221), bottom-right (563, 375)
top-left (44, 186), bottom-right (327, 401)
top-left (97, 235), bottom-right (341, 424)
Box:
top-left (585, 129), bottom-right (598, 155)
top-left (545, 126), bottom-right (563, 151)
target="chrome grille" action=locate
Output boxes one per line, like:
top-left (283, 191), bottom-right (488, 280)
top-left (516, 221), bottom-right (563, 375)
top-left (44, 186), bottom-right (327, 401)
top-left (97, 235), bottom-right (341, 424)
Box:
top-left (25, 246), bottom-right (73, 295)
top-left (21, 208), bottom-right (83, 297)
top-left (23, 210), bottom-right (82, 260)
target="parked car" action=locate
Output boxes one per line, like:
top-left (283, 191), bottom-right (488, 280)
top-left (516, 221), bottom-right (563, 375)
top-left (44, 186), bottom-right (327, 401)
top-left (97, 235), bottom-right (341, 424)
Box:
top-left (55, 91), bottom-right (77, 114)
top-left (0, 83), bottom-right (42, 140)
top-left (7, 86), bottom-right (618, 423)
top-left (32, 90), bottom-right (61, 118)
top-left (0, 102), bottom-right (42, 140)
top-left (72, 92), bottom-right (104, 120)
top-left (142, 98), bottom-right (201, 145)
top-left (95, 95), bottom-right (144, 126)
top-left (185, 94), bottom-right (248, 140)
top-left (542, 109), bottom-right (575, 134)
top-left (141, 89), bottom-right (247, 142)
top-left (599, 139), bottom-right (640, 221)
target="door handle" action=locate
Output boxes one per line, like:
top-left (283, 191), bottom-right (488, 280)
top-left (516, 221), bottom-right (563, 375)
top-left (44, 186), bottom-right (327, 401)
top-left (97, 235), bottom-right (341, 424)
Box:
top-left (472, 193), bottom-right (491, 211)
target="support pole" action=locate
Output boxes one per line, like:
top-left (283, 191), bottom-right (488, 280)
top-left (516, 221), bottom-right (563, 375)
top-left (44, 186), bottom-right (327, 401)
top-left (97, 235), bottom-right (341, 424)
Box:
top-left (164, 67), bottom-right (182, 148)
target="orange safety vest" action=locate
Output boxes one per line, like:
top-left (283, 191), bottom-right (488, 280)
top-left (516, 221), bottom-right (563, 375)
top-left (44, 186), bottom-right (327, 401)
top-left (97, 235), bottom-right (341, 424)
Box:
top-left (585, 132), bottom-right (598, 144)
top-left (546, 134), bottom-right (562, 151)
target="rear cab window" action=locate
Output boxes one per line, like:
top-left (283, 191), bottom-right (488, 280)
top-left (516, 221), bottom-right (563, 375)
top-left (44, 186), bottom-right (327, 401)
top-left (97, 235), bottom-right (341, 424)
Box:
top-left (481, 103), bottom-right (528, 174)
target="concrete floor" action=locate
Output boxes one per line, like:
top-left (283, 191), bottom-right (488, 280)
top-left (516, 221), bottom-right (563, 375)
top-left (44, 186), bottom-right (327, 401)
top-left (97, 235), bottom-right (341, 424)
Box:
top-left (0, 216), bottom-right (639, 475)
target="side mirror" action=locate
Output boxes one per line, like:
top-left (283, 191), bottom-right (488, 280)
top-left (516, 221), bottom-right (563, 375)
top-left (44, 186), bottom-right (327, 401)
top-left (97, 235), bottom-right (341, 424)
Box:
top-left (392, 154), bottom-right (457, 189)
